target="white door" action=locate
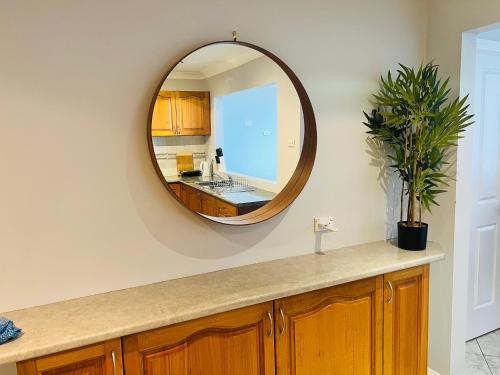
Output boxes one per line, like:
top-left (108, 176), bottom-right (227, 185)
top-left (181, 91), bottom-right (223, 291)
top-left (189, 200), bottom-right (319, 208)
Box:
top-left (467, 39), bottom-right (500, 340)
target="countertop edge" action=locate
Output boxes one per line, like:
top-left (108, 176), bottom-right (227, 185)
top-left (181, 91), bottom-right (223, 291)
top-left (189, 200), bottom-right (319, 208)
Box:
top-left (1, 250), bottom-right (444, 365)
top-left (172, 179), bottom-right (275, 207)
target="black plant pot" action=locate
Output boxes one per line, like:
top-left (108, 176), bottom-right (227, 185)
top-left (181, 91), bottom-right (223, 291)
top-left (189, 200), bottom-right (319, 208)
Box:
top-left (397, 222), bottom-right (428, 251)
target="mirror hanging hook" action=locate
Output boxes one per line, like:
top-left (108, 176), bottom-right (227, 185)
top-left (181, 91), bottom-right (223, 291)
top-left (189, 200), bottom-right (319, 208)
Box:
top-left (232, 30), bottom-right (237, 41)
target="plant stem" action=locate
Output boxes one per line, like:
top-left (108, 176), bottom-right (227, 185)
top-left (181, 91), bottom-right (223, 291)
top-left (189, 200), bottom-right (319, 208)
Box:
top-left (400, 180), bottom-right (404, 222)
top-left (402, 127), bottom-right (408, 223)
top-left (419, 197), bottom-right (422, 225)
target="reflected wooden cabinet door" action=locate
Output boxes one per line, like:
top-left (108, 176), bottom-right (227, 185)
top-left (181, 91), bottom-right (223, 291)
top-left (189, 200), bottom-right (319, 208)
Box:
top-left (16, 339), bottom-right (123, 375)
top-left (215, 199), bottom-right (238, 217)
top-left (168, 183), bottom-right (181, 198)
top-left (383, 265), bottom-right (429, 375)
top-left (152, 91), bottom-right (176, 137)
top-left (175, 91), bottom-right (211, 136)
top-left (275, 277), bottom-right (383, 375)
top-left (200, 194), bottom-right (217, 216)
top-left (179, 184), bottom-right (201, 212)
top-left (123, 302), bottom-right (275, 375)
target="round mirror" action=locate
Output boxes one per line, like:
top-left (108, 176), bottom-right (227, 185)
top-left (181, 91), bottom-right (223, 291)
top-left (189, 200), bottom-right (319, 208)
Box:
top-left (148, 41), bottom-right (316, 225)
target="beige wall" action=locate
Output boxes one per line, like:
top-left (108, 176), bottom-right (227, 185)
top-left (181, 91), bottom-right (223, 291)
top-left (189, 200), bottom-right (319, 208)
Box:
top-left (0, 0), bottom-right (426, 372)
top-left (426, 2), bottom-right (500, 374)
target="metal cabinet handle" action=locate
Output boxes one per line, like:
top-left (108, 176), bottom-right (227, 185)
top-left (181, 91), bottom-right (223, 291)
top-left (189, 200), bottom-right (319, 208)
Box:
top-left (387, 281), bottom-right (394, 303)
top-left (111, 350), bottom-right (117, 375)
top-left (279, 307), bottom-right (286, 335)
top-left (266, 311), bottom-right (273, 337)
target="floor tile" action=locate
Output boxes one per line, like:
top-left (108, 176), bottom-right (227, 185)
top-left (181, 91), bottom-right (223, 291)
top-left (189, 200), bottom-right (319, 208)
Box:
top-left (478, 330), bottom-right (500, 357)
top-left (468, 339), bottom-right (484, 354)
top-left (486, 356), bottom-right (500, 375)
top-left (465, 352), bottom-right (493, 375)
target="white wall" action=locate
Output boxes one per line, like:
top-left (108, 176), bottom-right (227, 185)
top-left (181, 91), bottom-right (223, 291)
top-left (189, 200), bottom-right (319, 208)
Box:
top-left (206, 56), bottom-right (302, 193)
top-left (0, 0), bottom-right (426, 372)
top-left (162, 78), bottom-right (209, 91)
top-left (152, 136), bottom-right (208, 175)
top-left (426, 2), bottom-right (500, 374)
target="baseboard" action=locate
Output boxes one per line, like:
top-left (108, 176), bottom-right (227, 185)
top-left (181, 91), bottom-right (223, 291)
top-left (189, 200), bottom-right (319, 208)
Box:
top-left (428, 368), bottom-right (441, 375)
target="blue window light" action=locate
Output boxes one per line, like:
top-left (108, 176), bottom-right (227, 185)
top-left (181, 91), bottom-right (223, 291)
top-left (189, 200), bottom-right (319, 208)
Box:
top-left (215, 83), bottom-right (278, 182)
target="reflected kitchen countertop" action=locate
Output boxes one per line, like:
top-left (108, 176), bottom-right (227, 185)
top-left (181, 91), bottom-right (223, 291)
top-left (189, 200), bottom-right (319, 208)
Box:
top-left (164, 175), bottom-right (276, 207)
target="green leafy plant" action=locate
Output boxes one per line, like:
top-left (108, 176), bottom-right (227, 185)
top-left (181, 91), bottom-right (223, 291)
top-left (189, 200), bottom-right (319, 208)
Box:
top-left (364, 62), bottom-right (473, 227)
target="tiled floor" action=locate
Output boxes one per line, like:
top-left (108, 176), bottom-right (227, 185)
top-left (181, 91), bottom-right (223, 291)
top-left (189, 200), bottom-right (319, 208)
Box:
top-left (466, 329), bottom-right (500, 374)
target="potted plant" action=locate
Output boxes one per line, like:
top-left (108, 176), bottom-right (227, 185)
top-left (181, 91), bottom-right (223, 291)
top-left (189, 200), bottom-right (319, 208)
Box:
top-left (364, 62), bottom-right (473, 250)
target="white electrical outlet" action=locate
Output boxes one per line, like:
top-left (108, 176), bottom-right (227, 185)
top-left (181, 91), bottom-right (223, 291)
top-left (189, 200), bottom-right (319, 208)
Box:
top-left (314, 217), bottom-right (338, 233)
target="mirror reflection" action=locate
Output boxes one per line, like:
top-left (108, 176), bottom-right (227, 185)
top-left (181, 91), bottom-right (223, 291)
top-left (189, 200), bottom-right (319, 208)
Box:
top-left (151, 43), bottom-right (303, 218)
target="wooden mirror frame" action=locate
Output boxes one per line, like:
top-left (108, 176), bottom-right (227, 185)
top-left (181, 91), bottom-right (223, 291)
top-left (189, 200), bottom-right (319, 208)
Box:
top-left (147, 40), bottom-right (317, 225)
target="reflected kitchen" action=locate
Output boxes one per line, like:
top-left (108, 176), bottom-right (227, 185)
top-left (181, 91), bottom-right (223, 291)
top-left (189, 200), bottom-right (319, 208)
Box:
top-left (151, 44), bottom-right (303, 217)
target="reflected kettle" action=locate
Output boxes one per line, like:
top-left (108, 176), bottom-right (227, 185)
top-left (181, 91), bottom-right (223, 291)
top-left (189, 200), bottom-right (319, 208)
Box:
top-left (200, 160), bottom-right (211, 177)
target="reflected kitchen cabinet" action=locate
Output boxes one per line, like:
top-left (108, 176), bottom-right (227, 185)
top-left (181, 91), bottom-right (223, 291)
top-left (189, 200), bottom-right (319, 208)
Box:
top-left (17, 339), bottom-right (123, 375)
top-left (215, 199), bottom-right (238, 217)
top-left (175, 91), bottom-right (211, 136)
top-left (151, 91), bottom-right (210, 137)
top-left (201, 193), bottom-right (217, 217)
top-left (151, 91), bottom-right (176, 137)
top-left (383, 265), bottom-right (429, 375)
top-left (275, 277), bottom-right (383, 375)
top-left (173, 181), bottom-right (269, 218)
top-left (123, 302), bottom-right (275, 375)
top-left (168, 183), bottom-right (181, 198)
top-left (181, 184), bottom-right (203, 213)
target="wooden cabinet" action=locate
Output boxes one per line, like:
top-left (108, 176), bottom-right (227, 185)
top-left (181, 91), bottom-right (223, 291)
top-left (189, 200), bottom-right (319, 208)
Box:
top-left (168, 183), bottom-right (180, 198)
top-left (151, 90), bottom-right (210, 137)
top-left (175, 91), bottom-right (211, 136)
top-left (383, 265), bottom-right (429, 375)
top-left (178, 184), bottom-right (239, 217)
top-left (122, 302), bottom-right (275, 375)
top-left (201, 193), bottom-right (217, 216)
top-left (182, 184), bottom-right (202, 212)
top-left (215, 199), bottom-right (238, 217)
top-left (151, 91), bottom-right (176, 137)
top-left (17, 339), bottom-right (123, 375)
top-left (275, 277), bottom-right (383, 375)
top-left (15, 266), bottom-right (430, 375)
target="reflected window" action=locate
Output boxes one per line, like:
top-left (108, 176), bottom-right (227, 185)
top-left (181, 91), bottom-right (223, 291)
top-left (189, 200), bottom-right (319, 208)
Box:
top-left (215, 83), bottom-right (278, 182)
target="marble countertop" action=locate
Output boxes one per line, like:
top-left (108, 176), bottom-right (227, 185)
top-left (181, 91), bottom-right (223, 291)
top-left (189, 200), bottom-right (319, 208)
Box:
top-left (165, 175), bottom-right (276, 207)
top-left (0, 240), bottom-right (444, 365)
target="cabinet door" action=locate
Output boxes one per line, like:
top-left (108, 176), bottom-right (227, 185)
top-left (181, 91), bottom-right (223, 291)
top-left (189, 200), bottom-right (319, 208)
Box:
top-left (201, 193), bottom-right (217, 216)
top-left (123, 302), bottom-right (275, 375)
top-left (151, 91), bottom-right (176, 137)
top-left (176, 91), bottom-right (211, 136)
top-left (186, 186), bottom-right (202, 212)
top-left (275, 277), bottom-right (383, 375)
top-left (168, 183), bottom-right (181, 198)
top-left (215, 199), bottom-right (238, 217)
top-left (17, 339), bottom-right (123, 375)
top-left (383, 265), bottom-right (429, 375)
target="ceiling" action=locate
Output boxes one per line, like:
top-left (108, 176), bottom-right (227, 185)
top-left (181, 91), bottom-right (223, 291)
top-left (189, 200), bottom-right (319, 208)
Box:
top-left (169, 44), bottom-right (263, 80)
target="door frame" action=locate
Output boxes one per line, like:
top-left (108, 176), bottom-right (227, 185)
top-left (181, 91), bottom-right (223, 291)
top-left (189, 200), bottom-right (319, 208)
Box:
top-left (453, 23), bottom-right (500, 374)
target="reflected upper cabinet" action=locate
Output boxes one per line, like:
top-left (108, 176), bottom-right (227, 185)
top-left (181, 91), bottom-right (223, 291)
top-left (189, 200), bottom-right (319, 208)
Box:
top-left (152, 91), bottom-right (210, 137)
top-left (148, 40), bottom-right (316, 225)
